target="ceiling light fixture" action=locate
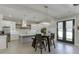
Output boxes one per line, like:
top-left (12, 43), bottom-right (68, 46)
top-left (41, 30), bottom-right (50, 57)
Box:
top-left (22, 20), bottom-right (27, 27)
top-left (22, 15), bottom-right (27, 27)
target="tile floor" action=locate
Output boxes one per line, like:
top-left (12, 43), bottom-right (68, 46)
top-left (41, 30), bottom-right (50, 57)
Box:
top-left (0, 39), bottom-right (79, 54)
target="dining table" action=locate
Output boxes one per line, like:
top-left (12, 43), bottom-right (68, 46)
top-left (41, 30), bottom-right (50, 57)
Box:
top-left (19, 34), bottom-right (51, 52)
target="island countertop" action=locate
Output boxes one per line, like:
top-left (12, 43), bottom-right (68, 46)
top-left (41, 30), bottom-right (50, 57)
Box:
top-left (19, 34), bottom-right (35, 37)
top-left (19, 34), bottom-right (35, 43)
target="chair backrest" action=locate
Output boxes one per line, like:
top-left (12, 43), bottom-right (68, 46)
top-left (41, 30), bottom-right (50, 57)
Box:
top-left (35, 34), bottom-right (42, 42)
top-left (50, 33), bottom-right (55, 39)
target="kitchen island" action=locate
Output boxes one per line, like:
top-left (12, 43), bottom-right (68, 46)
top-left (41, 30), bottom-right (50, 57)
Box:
top-left (19, 34), bottom-right (35, 43)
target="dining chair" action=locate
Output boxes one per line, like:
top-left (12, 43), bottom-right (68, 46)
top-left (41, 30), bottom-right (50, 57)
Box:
top-left (50, 33), bottom-right (55, 48)
top-left (34, 34), bottom-right (46, 54)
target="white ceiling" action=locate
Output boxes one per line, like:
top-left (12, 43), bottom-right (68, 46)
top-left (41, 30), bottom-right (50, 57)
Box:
top-left (0, 4), bottom-right (79, 23)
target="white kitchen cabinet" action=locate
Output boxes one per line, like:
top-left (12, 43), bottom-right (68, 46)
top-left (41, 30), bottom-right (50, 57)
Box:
top-left (0, 35), bottom-right (7, 49)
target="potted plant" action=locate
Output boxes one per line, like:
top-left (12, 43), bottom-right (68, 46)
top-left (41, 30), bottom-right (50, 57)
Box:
top-left (41, 28), bottom-right (47, 35)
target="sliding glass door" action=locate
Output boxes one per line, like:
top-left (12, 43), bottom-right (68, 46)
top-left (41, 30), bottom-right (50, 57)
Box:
top-left (66, 21), bottom-right (73, 41)
top-left (57, 19), bottom-right (75, 44)
top-left (57, 22), bottom-right (63, 40)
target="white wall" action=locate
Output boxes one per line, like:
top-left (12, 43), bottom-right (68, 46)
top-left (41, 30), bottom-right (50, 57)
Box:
top-left (75, 16), bottom-right (79, 46)
top-left (47, 20), bottom-right (57, 40)
top-left (47, 21), bottom-right (56, 33)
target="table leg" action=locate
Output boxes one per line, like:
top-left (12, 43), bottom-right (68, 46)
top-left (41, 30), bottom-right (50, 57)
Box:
top-left (47, 37), bottom-right (51, 52)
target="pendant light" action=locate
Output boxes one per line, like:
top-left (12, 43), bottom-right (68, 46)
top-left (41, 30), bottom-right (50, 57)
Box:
top-left (22, 15), bottom-right (27, 27)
